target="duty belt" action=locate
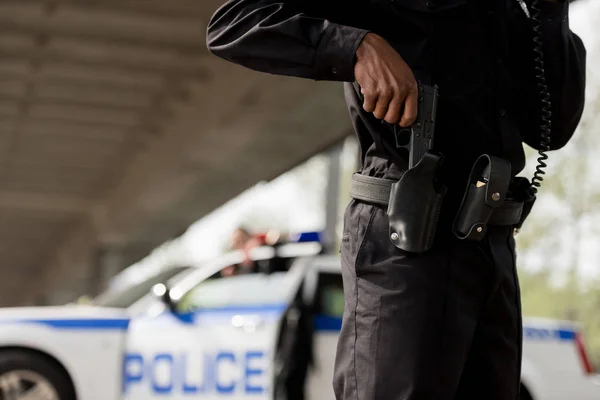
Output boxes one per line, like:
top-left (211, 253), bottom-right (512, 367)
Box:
top-left (349, 173), bottom-right (524, 226)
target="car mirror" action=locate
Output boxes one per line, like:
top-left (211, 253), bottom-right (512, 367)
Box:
top-left (151, 283), bottom-right (177, 313)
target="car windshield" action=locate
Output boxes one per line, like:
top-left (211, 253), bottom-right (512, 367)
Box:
top-left (92, 242), bottom-right (318, 310)
top-left (93, 266), bottom-right (191, 309)
top-left (177, 272), bottom-right (292, 313)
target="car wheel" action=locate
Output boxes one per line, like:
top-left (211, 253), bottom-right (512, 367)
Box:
top-left (0, 350), bottom-right (75, 400)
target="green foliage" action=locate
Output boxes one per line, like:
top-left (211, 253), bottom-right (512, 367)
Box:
top-left (517, 79), bottom-right (600, 367)
top-left (519, 268), bottom-right (600, 367)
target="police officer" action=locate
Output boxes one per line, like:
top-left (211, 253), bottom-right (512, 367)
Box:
top-left (206, 0), bottom-right (586, 398)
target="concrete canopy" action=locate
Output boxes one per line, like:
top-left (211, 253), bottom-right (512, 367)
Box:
top-left (5, 0), bottom-right (583, 305)
top-left (0, 0), bottom-right (353, 305)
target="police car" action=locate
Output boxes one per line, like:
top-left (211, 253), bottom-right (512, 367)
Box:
top-left (0, 232), bottom-right (597, 400)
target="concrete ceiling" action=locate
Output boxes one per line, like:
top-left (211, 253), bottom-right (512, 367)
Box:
top-left (0, 0), bottom-right (353, 305)
top-left (9, 0), bottom-right (581, 305)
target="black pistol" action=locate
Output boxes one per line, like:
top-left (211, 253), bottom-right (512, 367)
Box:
top-left (387, 84), bottom-right (446, 253)
top-left (394, 84), bottom-right (439, 168)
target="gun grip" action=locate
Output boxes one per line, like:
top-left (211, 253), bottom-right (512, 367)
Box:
top-left (387, 152), bottom-right (446, 253)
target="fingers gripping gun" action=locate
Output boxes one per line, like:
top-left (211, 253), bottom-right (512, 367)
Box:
top-left (387, 84), bottom-right (447, 253)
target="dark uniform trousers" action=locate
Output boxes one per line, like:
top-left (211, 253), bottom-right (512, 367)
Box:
top-left (334, 199), bottom-right (521, 400)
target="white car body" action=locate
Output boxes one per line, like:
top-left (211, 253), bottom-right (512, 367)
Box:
top-left (0, 241), bottom-right (597, 400)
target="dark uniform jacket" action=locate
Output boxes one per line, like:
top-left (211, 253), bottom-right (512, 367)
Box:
top-left (206, 0), bottom-right (586, 215)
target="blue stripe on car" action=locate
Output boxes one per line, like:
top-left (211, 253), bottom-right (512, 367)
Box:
top-left (0, 307), bottom-right (578, 343)
top-left (0, 318), bottom-right (130, 330)
top-left (313, 315), bottom-right (342, 331)
top-left (314, 315), bottom-right (577, 342)
top-left (0, 305), bottom-right (289, 330)
top-left (523, 326), bottom-right (577, 341)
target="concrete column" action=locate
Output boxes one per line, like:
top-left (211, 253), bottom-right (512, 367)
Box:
top-left (323, 141), bottom-right (343, 253)
top-left (335, 135), bottom-right (360, 251)
top-left (89, 246), bottom-right (124, 296)
top-left (83, 243), bottom-right (154, 298)
top-left (31, 218), bottom-right (100, 305)
top-left (16, 218), bottom-right (153, 305)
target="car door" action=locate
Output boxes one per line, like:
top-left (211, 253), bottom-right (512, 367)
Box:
top-left (302, 257), bottom-right (344, 400)
top-left (122, 257), bottom-right (305, 400)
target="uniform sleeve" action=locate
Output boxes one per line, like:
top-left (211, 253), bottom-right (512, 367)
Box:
top-left (206, 0), bottom-right (369, 82)
top-left (521, 0), bottom-right (587, 151)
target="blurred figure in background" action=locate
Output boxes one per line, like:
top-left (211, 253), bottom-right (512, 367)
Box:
top-left (221, 226), bottom-right (261, 277)
top-left (231, 226), bottom-right (252, 250)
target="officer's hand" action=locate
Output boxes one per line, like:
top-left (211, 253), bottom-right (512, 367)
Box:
top-left (355, 33), bottom-right (418, 127)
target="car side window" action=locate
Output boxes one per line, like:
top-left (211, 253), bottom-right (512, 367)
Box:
top-left (314, 272), bottom-right (344, 318)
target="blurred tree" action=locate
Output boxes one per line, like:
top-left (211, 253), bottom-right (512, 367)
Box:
top-left (516, 64), bottom-right (600, 365)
